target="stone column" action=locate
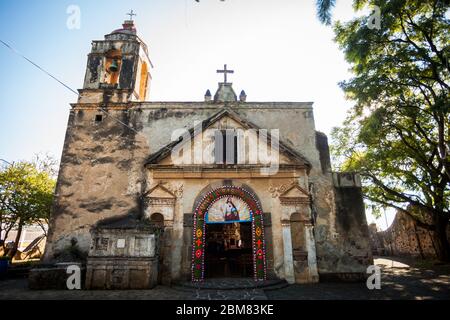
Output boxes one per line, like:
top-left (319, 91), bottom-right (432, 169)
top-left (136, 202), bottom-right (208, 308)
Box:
top-left (281, 219), bottom-right (295, 284)
top-left (304, 224), bottom-right (319, 282)
top-left (270, 197), bottom-right (285, 279)
top-left (171, 200), bottom-right (184, 282)
top-left (161, 221), bottom-right (173, 286)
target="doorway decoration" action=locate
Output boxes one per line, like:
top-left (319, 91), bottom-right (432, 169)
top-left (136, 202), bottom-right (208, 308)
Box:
top-left (191, 186), bottom-right (266, 281)
top-left (206, 196), bottom-right (252, 223)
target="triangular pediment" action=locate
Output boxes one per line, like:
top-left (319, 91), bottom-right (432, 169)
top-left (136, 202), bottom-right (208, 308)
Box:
top-left (145, 184), bottom-right (175, 199)
top-left (279, 183), bottom-right (310, 205)
top-left (279, 184), bottom-right (309, 198)
top-left (145, 109), bottom-right (311, 169)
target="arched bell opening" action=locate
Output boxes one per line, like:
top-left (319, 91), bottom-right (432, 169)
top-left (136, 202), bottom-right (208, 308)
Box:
top-left (103, 49), bottom-right (122, 85)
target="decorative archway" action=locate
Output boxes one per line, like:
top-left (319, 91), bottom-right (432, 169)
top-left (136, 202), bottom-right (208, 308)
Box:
top-left (191, 186), bottom-right (266, 281)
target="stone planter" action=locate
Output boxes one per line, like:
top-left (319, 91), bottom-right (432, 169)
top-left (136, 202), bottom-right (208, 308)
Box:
top-left (86, 257), bottom-right (158, 289)
top-left (28, 263), bottom-right (86, 290)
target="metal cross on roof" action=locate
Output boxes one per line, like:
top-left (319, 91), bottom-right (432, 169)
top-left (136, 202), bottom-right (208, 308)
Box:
top-left (217, 64), bottom-right (234, 84)
top-left (127, 10), bottom-right (137, 20)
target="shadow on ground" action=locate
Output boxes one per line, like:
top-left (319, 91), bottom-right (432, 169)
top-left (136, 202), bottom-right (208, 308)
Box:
top-left (0, 256), bottom-right (448, 300)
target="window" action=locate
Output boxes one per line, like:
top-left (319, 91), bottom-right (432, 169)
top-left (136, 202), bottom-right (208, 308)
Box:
top-left (214, 129), bottom-right (238, 164)
top-left (95, 114), bottom-right (103, 123)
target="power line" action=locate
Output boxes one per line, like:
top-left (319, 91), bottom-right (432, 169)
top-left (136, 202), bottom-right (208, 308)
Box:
top-left (97, 108), bottom-right (139, 134)
top-left (0, 39), bottom-right (79, 95)
top-left (1, 40), bottom-right (183, 155)
top-left (0, 39), bottom-right (139, 134)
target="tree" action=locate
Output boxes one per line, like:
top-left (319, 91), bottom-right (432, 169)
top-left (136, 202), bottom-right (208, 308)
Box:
top-left (316, 0), bottom-right (337, 25)
top-left (331, 0), bottom-right (449, 260)
top-left (0, 156), bottom-right (56, 258)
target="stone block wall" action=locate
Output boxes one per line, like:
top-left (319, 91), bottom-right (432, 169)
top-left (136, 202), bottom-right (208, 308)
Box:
top-left (369, 210), bottom-right (450, 259)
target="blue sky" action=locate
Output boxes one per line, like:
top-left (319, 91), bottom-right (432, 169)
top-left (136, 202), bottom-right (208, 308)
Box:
top-left (0, 0), bottom-right (394, 229)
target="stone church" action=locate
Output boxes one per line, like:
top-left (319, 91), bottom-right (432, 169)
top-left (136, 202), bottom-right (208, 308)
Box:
top-left (43, 18), bottom-right (373, 288)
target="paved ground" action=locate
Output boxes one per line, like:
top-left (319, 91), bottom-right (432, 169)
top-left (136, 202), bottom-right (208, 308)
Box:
top-left (266, 257), bottom-right (450, 300)
top-left (0, 257), bottom-right (448, 300)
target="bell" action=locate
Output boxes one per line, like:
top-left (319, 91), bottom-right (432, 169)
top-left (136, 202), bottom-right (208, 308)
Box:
top-left (109, 59), bottom-right (119, 73)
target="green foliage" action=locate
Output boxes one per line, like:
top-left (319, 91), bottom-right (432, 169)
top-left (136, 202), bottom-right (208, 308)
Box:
top-left (0, 157), bottom-right (56, 253)
top-left (331, 0), bottom-right (449, 226)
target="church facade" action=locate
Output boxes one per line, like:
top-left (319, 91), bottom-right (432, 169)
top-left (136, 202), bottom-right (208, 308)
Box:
top-left (43, 19), bottom-right (373, 287)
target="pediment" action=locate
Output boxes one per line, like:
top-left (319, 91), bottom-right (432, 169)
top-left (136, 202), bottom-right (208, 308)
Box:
top-left (145, 109), bottom-right (311, 170)
top-left (145, 184), bottom-right (175, 199)
top-left (279, 184), bottom-right (309, 198)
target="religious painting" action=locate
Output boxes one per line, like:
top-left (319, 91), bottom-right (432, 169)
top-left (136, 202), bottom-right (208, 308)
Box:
top-left (205, 196), bottom-right (252, 223)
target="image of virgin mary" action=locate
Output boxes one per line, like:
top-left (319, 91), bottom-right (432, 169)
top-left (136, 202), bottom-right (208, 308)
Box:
top-left (224, 197), bottom-right (240, 221)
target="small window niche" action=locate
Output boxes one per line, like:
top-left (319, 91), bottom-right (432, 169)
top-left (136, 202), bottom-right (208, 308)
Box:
top-left (103, 49), bottom-right (122, 86)
top-left (94, 114), bottom-right (103, 123)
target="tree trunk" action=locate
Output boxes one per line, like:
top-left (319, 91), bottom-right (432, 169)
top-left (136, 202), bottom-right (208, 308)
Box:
top-left (1, 225), bottom-right (13, 256)
top-left (432, 214), bottom-right (450, 262)
top-left (8, 220), bottom-right (23, 259)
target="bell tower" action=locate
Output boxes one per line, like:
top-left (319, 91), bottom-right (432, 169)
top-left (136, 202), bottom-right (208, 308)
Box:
top-left (78, 15), bottom-right (153, 103)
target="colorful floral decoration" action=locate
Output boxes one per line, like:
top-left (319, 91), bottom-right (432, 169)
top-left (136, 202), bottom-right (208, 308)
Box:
top-left (191, 186), bottom-right (267, 281)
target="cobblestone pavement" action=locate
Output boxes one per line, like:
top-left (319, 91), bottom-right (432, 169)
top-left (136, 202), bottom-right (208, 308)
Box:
top-left (0, 257), bottom-right (448, 300)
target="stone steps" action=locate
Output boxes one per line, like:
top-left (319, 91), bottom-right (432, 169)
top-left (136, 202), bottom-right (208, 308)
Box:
top-left (174, 278), bottom-right (289, 291)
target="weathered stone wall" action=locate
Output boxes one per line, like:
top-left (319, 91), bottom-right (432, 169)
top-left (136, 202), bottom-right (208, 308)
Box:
top-left (312, 173), bottom-right (373, 281)
top-left (369, 211), bottom-right (450, 259)
top-left (44, 105), bottom-right (148, 258)
top-left (368, 223), bottom-right (385, 255)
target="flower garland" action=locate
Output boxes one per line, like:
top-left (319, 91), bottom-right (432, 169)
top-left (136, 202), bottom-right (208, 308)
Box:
top-left (191, 186), bottom-right (267, 281)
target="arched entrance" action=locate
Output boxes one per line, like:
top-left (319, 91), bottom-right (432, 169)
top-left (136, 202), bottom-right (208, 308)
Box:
top-left (191, 186), bottom-right (266, 281)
